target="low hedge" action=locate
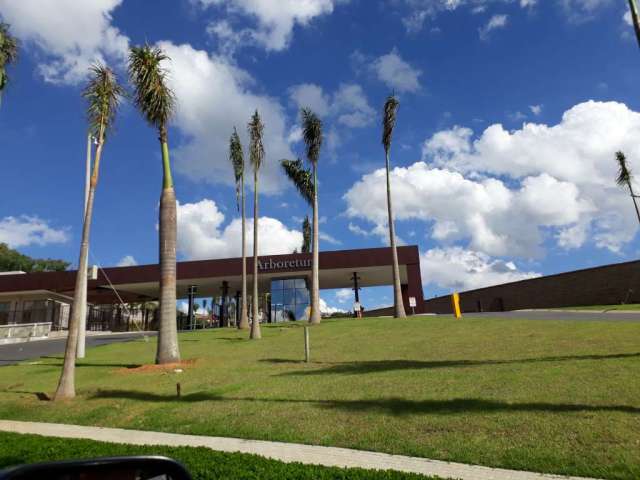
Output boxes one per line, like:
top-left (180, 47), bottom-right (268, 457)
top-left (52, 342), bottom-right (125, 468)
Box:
top-left (0, 432), bottom-right (438, 479)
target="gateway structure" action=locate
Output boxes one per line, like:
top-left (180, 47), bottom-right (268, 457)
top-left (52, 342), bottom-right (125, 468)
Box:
top-left (0, 246), bottom-right (425, 329)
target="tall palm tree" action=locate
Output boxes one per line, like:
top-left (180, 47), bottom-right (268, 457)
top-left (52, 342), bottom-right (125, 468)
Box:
top-left (0, 23), bottom-right (18, 106)
top-left (615, 151), bottom-right (640, 225)
top-left (77, 132), bottom-right (93, 359)
top-left (302, 215), bottom-right (311, 253)
top-left (54, 64), bottom-right (123, 400)
top-left (229, 128), bottom-right (249, 330)
top-left (382, 95), bottom-right (407, 319)
top-left (128, 45), bottom-right (181, 364)
top-left (300, 109), bottom-right (323, 325)
top-left (248, 110), bottom-right (264, 340)
top-left (628, 0), bottom-right (640, 48)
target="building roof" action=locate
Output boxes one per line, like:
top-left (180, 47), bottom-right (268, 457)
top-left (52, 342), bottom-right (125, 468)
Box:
top-left (0, 246), bottom-right (422, 304)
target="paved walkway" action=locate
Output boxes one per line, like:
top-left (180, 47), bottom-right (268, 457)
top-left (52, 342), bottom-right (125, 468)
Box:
top-left (0, 420), bottom-right (600, 480)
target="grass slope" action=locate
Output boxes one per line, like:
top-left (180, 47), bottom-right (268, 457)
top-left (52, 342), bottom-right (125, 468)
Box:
top-left (0, 431), bottom-right (435, 479)
top-left (0, 316), bottom-right (639, 479)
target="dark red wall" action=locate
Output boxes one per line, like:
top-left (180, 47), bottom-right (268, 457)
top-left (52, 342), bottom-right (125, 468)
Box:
top-left (424, 259), bottom-right (640, 314)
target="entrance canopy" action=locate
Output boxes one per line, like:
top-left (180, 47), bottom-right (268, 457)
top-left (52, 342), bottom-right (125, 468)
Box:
top-left (0, 246), bottom-right (425, 313)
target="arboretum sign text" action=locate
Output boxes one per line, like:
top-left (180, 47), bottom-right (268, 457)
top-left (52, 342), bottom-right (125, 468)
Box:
top-left (257, 258), bottom-right (312, 271)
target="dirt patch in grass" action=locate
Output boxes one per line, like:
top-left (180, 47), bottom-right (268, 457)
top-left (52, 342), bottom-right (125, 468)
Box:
top-left (117, 358), bottom-right (198, 374)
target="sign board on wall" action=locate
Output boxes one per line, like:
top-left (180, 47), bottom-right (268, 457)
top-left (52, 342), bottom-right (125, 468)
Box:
top-left (409, 297), bottom-right (416, 307)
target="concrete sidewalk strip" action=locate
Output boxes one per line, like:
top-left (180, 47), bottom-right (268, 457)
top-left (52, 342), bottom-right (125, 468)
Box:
top-left (0, 420), bottom-right (600, 480)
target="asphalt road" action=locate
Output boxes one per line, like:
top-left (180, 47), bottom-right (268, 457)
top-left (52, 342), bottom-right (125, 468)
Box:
top-left (0, 332), bottom-right (156, 366)
top-left (445, 310), bottom-right (640, 322)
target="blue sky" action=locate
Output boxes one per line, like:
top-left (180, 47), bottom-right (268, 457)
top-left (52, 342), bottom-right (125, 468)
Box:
top-left (1, 0), bottom-right (640, 312)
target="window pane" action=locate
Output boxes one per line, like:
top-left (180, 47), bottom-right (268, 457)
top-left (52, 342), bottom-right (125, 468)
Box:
top-left (271, 290), bottom-right (283, 305)
top-left (271, 279), bottom-right (284, 291)
top-left (282, 289), bottom-right (295, 304)
top-left (295, 303), bottom-right (309, 321)
top-left (295, 278), bottom-right (306, 289)
top-left (295, 288), bottom-right (309, 304)
top-left (283, 279), bottom-right (296, 289)
top-left (283, 305), bottom-right (296, 321)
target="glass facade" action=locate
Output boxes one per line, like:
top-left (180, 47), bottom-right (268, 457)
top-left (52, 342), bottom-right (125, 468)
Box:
top-left (270, 278), bottom-right (309, 322)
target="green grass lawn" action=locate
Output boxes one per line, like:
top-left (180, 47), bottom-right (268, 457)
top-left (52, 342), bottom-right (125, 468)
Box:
top-left (559, 304), bottom-right (640, 311)
top-left (1, 316), bottom-right (639, 479)
top-left (0, 431), bottom-right (435, 480)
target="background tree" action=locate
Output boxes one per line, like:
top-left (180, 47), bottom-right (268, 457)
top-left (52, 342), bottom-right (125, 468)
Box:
top-left (129, 45), bottom-right (181, 364)
top-left (302, 216), bottom-right (311, 253)
top-left (0, 243), bottom-right (69, 272)
top-left (615, 151), bottom-right (640, 224)
top-left (230, 128), bottom-right (249, 330)
top-left (301, 109), bottom-right (323, 325)
top-left (248, 110), bottom-right (264, 340)
top-left (382, 95), bottom-right (407, 319)
top-left (54, 64), bottom-right (123, 400)
top-left (0, 23), bottom-right (18, 105)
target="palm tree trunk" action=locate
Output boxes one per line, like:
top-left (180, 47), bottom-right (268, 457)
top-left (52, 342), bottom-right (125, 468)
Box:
top-left (309, 163), bottom-right (321, 325)
top-left (77, 133), bottom-right (92, 359)
top-left (239, 174), bottom-right (249, 329)
top-left (386, 151), bottom-right (407, 318)
top-left (628, 182), bottom-right (640, 225)
top-left (156, 131), bottom-right (181, 364)
top-left (54, 140), bottom-right (104, 400)
top-left (250, 168), bottom-right (262, 339)
top-left (629, 0), bottom-right (640, 48)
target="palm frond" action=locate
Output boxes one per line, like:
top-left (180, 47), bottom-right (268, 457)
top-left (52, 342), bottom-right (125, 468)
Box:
top-left (248, 110), bottom-right (264, 171)
top-left (128, 45), bottom-right (175, 134)
top-left (0, 23), bottom-right (18, 92)
top-left (229, 127), bottom-right (244, 211)
top-left (616, 151), bottom-right (633, 187)
top-left (82, 64), bottom-right (124, 140)
top-left (281, 159), bottom-right (314, 206)
top-left (302, 215), bottom-right (311, 253)
top-left (382, 95), bottom-right (399, 154)
top-left (301, 108), bottom-right (323, 166)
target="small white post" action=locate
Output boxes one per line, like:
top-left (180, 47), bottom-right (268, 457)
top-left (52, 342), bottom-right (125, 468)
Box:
top-left (304, 326), bottom-right (310, 363)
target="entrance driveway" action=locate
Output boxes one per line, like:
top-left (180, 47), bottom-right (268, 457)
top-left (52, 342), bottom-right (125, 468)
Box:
top-left (0, 332), bottom-right (156, 366)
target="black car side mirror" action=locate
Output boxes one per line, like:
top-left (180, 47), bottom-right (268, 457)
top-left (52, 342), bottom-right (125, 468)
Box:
top-left (0, 455), bottom-right (192, 480)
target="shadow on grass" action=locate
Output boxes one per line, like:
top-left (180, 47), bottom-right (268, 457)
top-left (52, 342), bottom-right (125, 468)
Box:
top-left (263, 352), bottom-right (640, 376)
top-left (88, 390), bottom-right (640, 415)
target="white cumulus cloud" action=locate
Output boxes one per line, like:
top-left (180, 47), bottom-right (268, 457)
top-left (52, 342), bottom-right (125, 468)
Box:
top-left (288, 82), bottom-right (375, 128)
top-left (421, 247), bottom-right (541, 291)
top-left (370, 48), bottom-right (422, 93)
top-left (479, 14), bottom-right (508, 40)
top-left (0, 215), bottom-right (69, 248)
top-left (0, 0), bottom-right (129, 84)
top-left (176, 198), bottom-right (302, 260)
top-left (158, 41), bottom-right (294, 193)
top-left (116, 255), bottom-right (138, 267)
top-left (198, 0), bottom-right (339, 52)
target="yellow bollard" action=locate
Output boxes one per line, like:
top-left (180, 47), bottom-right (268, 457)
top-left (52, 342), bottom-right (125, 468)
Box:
top-left (451, 292), bottom-right (462, 319)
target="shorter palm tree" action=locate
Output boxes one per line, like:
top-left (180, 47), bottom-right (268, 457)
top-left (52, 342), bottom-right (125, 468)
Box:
top-left (301, 109), bottom-right (323, 325)
top-left (382, 95), bottom-right (407, 319)
top-left (229, 128), bottom-right (249, 330)
top-left (615, 151), bottom-right (640, 225)
top-left (0, 23), bottom-right (18, 105)
top-left (54, 64), bottom-right (123, 400)
top-left (248, 110), bottom-right (264, 340)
